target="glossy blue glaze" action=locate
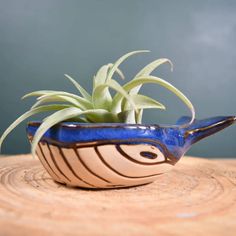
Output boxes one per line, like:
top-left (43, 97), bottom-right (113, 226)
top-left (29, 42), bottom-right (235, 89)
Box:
top-left (27, 116), bottom-right (236, 162)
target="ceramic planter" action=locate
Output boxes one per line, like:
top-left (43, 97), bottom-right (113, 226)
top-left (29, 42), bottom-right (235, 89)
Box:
top-left (27, 116), bottom-right (235, 189)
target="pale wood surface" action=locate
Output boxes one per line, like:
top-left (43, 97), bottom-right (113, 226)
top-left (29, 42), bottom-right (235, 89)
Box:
top-left (0, 155), bottom-right (236, 236)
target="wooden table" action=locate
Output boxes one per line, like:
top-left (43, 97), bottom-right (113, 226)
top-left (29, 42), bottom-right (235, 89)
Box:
top-left (0, 155), bottom-right (235, 236)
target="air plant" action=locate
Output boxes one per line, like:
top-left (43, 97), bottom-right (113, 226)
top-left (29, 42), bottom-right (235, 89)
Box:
top-left (0, 50), bottom-right (195, 156)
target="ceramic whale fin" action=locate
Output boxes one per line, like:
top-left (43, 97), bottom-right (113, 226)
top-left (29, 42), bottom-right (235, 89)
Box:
top-left (178, 116), bottom-right (236, 145)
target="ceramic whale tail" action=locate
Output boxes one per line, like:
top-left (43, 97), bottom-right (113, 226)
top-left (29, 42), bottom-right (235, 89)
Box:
top-left (178, 115), bottom-right (236, 145)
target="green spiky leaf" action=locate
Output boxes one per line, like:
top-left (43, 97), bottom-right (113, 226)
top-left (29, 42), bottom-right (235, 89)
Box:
top-left (0, 104), bottom-right (70, 151)
top-left (124, 58), bottom-right (173, 123)
top-left (31, 108), bottom-right (118, 156)
top-left (122, 94), bottom-right (165, 111)
top-left (106, 50), bottom-right (149, 82)
top-left (93, 63), bottom-right (125, 88)
top-left (131, 58), bottom-right (173, 95)
top-left (107, 63), bottom-right (125, 80)
top-left (112, 75), bottom-right (195, 125)
top-left (36, 94), bottom-right (87, 110)
top-left (92, 63), bottom-right (126, 110)
top-left (31, 95), bottom-right (75, 109)
top-left (24, 91), bottom-right (93, 110)
top-left (93, 79), bottom-right (137, 112)
top-left (64, 74), bottom-right (92, 102)
top-left (92, 64), bottom-right (113, 109)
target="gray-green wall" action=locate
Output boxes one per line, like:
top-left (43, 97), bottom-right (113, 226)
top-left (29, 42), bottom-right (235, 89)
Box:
top-left (0, 0), bottom-right (235, 157)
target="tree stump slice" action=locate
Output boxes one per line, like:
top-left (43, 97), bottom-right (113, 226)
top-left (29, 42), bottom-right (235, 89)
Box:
top-left (0, 155), bottom-right (236, 236)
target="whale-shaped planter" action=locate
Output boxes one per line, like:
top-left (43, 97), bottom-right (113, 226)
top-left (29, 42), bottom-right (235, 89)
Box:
top-left (27, 116), bottom-right (235, 189)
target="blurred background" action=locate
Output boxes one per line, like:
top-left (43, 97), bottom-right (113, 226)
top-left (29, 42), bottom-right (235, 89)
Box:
top-left (0, 0), bottom-right (235, 157)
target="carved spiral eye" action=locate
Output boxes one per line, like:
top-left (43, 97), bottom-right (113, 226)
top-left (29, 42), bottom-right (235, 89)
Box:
top-left (140, 151), bottom-right (157, 159)
top-left (119, 144), bottom-right (165, 163)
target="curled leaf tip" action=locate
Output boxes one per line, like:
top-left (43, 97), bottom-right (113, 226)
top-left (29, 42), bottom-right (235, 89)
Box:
top-left (21, 94), bottom-right (27, 100)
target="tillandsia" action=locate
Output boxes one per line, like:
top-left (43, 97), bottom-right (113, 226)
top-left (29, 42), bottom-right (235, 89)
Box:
top-left (0, 50), bottom-right (195, 156)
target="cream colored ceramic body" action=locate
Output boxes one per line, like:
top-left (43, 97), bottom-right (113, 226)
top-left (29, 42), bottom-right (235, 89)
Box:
top-left (28, 116), bottom-right (236, 189)
top-left (36, 142), bottom-right (173, 188)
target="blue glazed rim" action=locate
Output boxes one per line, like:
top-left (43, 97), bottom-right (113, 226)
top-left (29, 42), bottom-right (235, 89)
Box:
top-left (26, 116), bottom-right (236, 164)
top-left (27, 121), bottom-right (183, 165)
top-left (26, 121), bottom-right (173, 146)
top-left (27, 121), bottom-right (163, 128)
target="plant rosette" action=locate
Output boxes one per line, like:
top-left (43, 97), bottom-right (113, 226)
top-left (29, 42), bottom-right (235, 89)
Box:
top-left (0, 51), bottom-right (235, 189)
